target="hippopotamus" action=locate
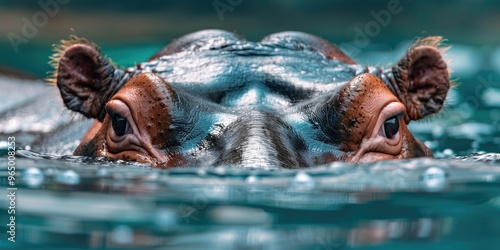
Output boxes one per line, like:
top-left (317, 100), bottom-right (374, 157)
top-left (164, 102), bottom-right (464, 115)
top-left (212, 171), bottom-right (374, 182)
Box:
top-left (51, 30), bottom-right (450, 169)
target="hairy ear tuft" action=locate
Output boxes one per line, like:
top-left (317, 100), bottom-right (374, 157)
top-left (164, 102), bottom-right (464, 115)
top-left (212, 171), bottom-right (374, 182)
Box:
top-left (49, 35), bottom-right (126, 121)
top-left (47, 35), bottom-right (102, 86)
top-left (389, 36), bottom-right (451, 123)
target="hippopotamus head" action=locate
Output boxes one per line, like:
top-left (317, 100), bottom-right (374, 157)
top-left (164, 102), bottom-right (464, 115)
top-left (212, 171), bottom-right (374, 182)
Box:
top-left (51, 30), bottom-right (450, 168)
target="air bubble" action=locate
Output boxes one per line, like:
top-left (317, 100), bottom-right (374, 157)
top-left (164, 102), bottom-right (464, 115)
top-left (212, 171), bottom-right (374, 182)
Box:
top-left (420, 167), bottom-right (447, 192)
top-left (56, 170), bottom-right (80, 185)
top-left (44, 168), bottom-right (56, 176)
top-left (197, 168), bottom-right (207, 176)
top-left (0, 141), bottom-right (8, 150)
top-left (111, 225), bottom-right (133, 244)
top-left (96, 168), bottom-right (109, 177)
top-left (154, 209), bottom-right (178, 229)
top-left (23, 167), bottom-right (44, 188)
top-left (213, 166), bottom-right (227, 176)
top-left (442, 149), bottom-right (454, 157)
top-left (290, 171), bottom-right (316, 191)
top-left (245, 175), bottom-right (260, 184)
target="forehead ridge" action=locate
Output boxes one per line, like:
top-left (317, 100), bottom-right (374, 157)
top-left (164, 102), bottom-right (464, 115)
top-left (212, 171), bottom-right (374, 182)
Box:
top-left (131, 44), bottom-right (380, 109)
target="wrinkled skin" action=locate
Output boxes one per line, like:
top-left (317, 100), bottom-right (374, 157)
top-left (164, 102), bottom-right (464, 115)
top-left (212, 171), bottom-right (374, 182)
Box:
top-left (52, 30), bottom-right (450, 168)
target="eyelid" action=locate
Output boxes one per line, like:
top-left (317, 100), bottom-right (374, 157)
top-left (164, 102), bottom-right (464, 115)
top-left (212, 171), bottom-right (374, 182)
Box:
top-left (381, 103), bottom-right (405, 121)
top-left (105, 99), bottom-right (130, 118)
top-left (386, 112), bottom-right (404, 121)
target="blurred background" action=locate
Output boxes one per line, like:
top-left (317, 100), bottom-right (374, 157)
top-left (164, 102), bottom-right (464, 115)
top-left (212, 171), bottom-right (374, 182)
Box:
top-left (1, 2), bottom-right (500, 249)
top-left (0, 0), bottom-right (499, 153)
top-left (1, 0), bottom-right (499, 77)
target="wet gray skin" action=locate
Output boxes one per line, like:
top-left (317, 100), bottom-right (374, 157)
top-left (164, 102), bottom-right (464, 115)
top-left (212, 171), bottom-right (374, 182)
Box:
top-left (52, 29), bottom-right (450, 168)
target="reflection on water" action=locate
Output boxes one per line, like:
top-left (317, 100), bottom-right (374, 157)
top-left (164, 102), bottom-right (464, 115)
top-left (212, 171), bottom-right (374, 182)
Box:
top-left (1, 151), bottom-right (499, 249)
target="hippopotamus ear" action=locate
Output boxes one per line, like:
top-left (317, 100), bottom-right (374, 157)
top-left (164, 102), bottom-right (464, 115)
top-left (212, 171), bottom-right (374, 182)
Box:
top-left (50, 35), bottom-right (125, 122)
top-left (388, 36), bottom-right (450, 123)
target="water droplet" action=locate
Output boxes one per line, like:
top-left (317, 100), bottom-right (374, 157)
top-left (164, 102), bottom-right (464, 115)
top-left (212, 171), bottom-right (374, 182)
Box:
top-left (111, 225), bottom-right (133, 244)
top-left (196, 168), bottom-right (207, 176)
top-left (420, 167), bottom-right (447, 192)
top-left (154, 209), bottom-right (178, 229)
top-left (442, 149), bottom-right (454, 157)
top-left (213, 166), bottom-right (227, 176)
top-left (44, 168), bottom-right (56, 176)
top-left (245, 175), bottom-right (260, 184)
top-left (327, 162), bottom-right (347, 173)
top-left (96, 168), bottom-right (109, 177)
top-left (290, 171), bottom-right (316, 191)
top-left (23, 167), bottom-right (44, 188)
top-left (56, 170), bottom-right (80, 185)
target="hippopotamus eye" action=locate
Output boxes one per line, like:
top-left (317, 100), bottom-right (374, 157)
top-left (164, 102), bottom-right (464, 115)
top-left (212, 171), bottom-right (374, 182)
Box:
top-left (382, 115), bottom-right (401, 139)
top-left (110, 112), bottom-right (129, 137)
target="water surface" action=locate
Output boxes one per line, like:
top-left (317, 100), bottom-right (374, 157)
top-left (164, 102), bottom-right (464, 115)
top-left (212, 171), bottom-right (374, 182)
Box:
top-left (1, 151), bottom-right (499, 249)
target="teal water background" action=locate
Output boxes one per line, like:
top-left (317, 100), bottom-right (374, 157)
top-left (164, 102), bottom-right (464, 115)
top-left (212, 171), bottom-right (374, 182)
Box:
top-left (1, 1), bottom-right (500, 249)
